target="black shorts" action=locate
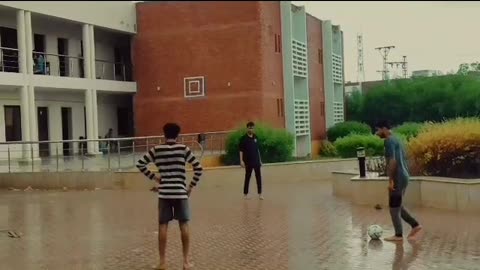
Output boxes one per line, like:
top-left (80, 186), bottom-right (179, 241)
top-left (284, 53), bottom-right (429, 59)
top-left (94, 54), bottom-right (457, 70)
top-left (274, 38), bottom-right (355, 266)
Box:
top-left (158, 199), bottom-right (190, 224)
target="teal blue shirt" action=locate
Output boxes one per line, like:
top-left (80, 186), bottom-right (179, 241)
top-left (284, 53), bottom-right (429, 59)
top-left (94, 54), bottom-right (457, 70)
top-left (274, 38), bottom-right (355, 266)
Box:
top-left (385, 135), bottom-right (410, 188)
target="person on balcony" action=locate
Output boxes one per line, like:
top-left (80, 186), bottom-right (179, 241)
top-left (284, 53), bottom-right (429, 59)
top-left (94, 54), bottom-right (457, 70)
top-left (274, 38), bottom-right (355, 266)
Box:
top-left (34, 54), bottom-right (46, 75)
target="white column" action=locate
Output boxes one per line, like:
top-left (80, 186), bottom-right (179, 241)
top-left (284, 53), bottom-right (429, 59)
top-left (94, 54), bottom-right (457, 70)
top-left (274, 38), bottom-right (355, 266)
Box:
top-left (89, 25), bottom-right (99, 152)
top-left (17, 11), bottom-right (30, 158)
top-left (25, 11), bottom-right (33, 75)
top-left (82, 24), bottom-right (91, 79)
top-left (89, 25), bottom-right (96, 80)
top-left (16, 10), bottom-right (26, 74)
top-left (25, 11), bottom-right (38, 157)
top-left (85, 89), bottom-right (95, 153)
top-left (20, 86), bottom-right (31, 157)
top-left (92, 90), bottom-right (99, 152)
top-left (28, 86), bottom-right (37, 141)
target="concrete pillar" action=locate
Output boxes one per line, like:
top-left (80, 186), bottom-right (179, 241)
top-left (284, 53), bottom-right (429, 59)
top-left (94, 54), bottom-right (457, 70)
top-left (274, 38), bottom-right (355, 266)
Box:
top-left (89, 25), bottom-right (99, 152)
top-left (25, 11), bottom-right (33, 75)
top-left (17, 11), bottom-right (30, 158)
top-left (82, 24), bottom-right (91, 79)
top-left (19, 86), bottom-right (31, 159)
top-left (16, 10), bottom-right (26, 74)
top-left (85, 89), bottom-right (95, 154)
top-left (92, 90), bottom-right (99, 152)
top-left (89, 25), bottom-right (96, 80)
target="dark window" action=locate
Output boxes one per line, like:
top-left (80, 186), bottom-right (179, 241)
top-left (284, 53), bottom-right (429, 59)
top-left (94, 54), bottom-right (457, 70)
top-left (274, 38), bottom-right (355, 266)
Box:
top-left (276, 98), bottom-right (280, 117)
top-left (280, 98), bottom-right (284, 117)
top-left (274, 34), bottom-right (282, 53)
top-left (318, 49), bottom-right (323, 64)
top-left (274, 34), bottom-right (278, 52)
top-left (278, 34), bottom-right (282, 53)
top-left (320, 102), bottom-right (325, 117)
top-left (4, 105), bottom-right (22, 141)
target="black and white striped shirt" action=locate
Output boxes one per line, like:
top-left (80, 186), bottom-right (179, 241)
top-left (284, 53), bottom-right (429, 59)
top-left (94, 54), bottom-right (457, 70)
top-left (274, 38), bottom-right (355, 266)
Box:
top-left (136, 141), bottom-right (203, 199)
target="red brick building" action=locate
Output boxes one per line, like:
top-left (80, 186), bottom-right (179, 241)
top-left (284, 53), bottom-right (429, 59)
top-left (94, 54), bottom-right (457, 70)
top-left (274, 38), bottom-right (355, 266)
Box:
top-left (133, 1), bottom-right (345, 156)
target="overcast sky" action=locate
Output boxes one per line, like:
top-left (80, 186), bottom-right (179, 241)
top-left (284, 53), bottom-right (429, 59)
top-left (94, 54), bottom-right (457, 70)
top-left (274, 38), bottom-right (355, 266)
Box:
top-left (293, 1), bottom-right (480, 82)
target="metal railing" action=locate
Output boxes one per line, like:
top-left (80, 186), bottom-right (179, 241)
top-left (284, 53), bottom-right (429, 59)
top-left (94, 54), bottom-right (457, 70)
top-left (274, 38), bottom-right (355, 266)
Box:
top-left (33, 51), bottom-right (84, 78)
top-left (95, 59), bottom-right (132, 81)
top-left (0, 131), bottom-right (231, 173)
top-left (2, 48), bottom-right (132, 82)
top-left (0, 47), bottom-right (20, 73)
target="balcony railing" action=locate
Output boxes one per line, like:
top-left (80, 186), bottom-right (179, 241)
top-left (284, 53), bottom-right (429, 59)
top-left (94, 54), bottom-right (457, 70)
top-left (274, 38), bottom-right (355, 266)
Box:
top-left (95, 59), bottom-right (132, 81)
top-left (0, 47), bottom-right (20, 73)
top-left (1, 48), bottom-right (132, 82)
top-left (0, 131), bottom-right (231, 173)
top-left (33, 51), bottom-right (84, 78)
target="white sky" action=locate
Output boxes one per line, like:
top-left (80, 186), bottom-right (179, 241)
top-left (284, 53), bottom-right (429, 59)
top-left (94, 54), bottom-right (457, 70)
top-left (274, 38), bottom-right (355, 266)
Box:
top-left (293, 1), bottom-right (480, 82)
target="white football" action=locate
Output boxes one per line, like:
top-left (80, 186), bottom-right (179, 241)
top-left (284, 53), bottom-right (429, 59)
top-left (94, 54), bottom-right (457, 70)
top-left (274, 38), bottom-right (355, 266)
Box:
top-left (368, 224), bottom-right (383, 240)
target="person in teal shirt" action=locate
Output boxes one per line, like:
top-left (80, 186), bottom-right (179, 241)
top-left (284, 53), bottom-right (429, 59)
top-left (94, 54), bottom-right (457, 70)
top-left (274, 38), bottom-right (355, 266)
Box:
top-left (375, 120), bottom-right (423, 242)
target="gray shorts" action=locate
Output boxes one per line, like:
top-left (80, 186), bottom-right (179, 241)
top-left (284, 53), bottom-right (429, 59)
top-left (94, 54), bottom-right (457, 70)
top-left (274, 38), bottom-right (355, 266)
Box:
top-left (158, 199), bottom-right (190, 224)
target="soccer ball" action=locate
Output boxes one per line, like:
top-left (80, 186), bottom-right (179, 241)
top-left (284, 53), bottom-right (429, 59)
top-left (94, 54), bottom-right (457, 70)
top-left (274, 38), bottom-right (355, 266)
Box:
top-left (368, 224), bottom-right (383, 240)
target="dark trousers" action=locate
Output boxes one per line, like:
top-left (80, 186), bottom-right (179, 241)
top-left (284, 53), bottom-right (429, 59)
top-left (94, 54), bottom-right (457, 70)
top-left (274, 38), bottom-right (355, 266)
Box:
top-left (389, 187), bottom-right (419, 237)
top-left (243, 165), bottom-right (262, 195)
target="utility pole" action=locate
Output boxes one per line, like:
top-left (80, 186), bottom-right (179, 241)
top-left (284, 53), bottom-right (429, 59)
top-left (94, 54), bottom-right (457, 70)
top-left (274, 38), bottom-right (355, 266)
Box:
top-left (387, 55), bottom-right (408, 79)
top-left (357, 33), bottom-right (365, 82)
top-left (375, 45), bottom-right (395, 80)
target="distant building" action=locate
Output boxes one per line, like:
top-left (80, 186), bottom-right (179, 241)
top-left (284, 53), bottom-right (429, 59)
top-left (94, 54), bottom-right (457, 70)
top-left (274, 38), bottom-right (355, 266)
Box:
top-left (411, 70), bottom-right (443, 78)
top-left (344, 82), bottom-right (361, 96)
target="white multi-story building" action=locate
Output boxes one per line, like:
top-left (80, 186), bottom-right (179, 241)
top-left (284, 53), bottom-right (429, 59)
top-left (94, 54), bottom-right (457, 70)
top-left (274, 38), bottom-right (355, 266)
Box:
top-left (0, 1), bottom-right (136, 159)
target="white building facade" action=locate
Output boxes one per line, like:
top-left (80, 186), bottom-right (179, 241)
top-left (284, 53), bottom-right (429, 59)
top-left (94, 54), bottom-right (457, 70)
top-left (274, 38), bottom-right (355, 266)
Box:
top-left (0, 1), bottom-right (137, 159)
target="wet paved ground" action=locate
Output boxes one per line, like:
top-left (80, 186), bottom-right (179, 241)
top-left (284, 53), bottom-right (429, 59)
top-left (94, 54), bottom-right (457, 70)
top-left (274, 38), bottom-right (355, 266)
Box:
top-left (0, 178), bottom-right (479, 270)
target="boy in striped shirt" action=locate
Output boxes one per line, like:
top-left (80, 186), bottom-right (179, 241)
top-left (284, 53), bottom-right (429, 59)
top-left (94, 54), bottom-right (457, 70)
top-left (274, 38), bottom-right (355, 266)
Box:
top-left (136, 123), bottom-right (203, 270)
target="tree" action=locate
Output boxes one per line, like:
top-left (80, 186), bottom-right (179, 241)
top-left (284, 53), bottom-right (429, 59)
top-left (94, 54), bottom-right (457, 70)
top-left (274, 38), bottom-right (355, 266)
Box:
top-left (457, 62), bottom-right (480, 75)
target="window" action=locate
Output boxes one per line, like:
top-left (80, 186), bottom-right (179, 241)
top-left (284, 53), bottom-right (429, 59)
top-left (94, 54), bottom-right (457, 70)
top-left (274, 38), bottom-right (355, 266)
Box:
top-left (280, 98), bottom-right (284, 117)
top-left (117, 107), bottom-right (131, 136)
top-left (4, 105), bottom-right (22, 141)
top-left (274, 34), bottom-right (282, 53)
top-left (276, 98), bottom-right (280, 117)
top-left (318, 49), bottom-right (323, 64)
top-left (320, 102), bottom-right (325, 117)
top-left (274, 34), bottom-right (278, 52)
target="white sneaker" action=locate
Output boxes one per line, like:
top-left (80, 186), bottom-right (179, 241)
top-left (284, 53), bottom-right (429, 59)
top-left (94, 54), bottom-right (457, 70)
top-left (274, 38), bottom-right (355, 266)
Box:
top-left (244, 194), bottom-right (250, 200)
top-left (259, 195), bottom-right (264, 200)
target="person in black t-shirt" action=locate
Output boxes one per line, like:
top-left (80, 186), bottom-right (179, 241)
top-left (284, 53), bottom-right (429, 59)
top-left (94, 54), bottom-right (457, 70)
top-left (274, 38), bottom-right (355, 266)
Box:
top-left (239, 122), bottom-right (263, 200)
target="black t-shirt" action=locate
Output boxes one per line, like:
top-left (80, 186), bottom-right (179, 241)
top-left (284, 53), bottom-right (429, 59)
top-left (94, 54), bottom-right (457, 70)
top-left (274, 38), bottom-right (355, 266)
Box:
top-left (239, 134), bottom-right (260, 166)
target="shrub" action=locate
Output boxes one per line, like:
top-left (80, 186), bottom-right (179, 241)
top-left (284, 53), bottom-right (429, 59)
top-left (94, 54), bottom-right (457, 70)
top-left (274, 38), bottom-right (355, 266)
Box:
top-left (393, 122), bottom-right (424, 140)
top-left (407, 118), bottom-right (480, 178)
top-left (223, 123), bottom-right (294, 165)
top-left (333, 134), bottom-right (384, 158)
top-left (319, 140), bottom-right (338, 157)
top-left (326, 121), bottom-right (372, 142)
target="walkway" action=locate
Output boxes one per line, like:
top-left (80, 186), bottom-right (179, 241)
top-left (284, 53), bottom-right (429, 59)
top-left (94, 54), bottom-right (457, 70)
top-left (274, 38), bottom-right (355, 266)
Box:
top-left (0, 178), bottom-right (479, 269)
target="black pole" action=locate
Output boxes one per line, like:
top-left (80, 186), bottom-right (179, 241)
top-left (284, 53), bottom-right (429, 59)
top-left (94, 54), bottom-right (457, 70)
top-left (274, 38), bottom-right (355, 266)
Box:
top-left (357, 147), bottom-right (366, 178)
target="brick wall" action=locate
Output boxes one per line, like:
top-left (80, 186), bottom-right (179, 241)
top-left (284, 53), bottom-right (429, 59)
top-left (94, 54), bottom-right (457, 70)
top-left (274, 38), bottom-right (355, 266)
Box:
top-left (134, 2), bottom-right (283, 135)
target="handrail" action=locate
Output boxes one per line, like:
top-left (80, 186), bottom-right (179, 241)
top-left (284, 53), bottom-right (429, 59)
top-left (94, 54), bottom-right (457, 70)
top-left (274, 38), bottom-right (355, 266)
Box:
top-left (32, 50), bottom-right (84, 60)
top-left (0, 46), bottom-right (19, 51)
top-left (95, 58), bottom-right (130, 65)
top-left (0, 131), bottom-right (233, 173)
top-left (0, 130), bottom-right (234, 145)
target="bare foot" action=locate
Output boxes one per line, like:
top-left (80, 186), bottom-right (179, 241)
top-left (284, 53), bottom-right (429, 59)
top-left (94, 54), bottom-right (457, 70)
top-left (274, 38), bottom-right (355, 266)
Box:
top-left (152, 263), bottom-right (166, 270)
top-left (408, 225), bottom-right (423, 240)
top-left (183, 261), bottom-right (194, 270)
top-left (244, 195), bottom-right (250, 200)
top-left (384, 235), bottom-right (403, 242)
